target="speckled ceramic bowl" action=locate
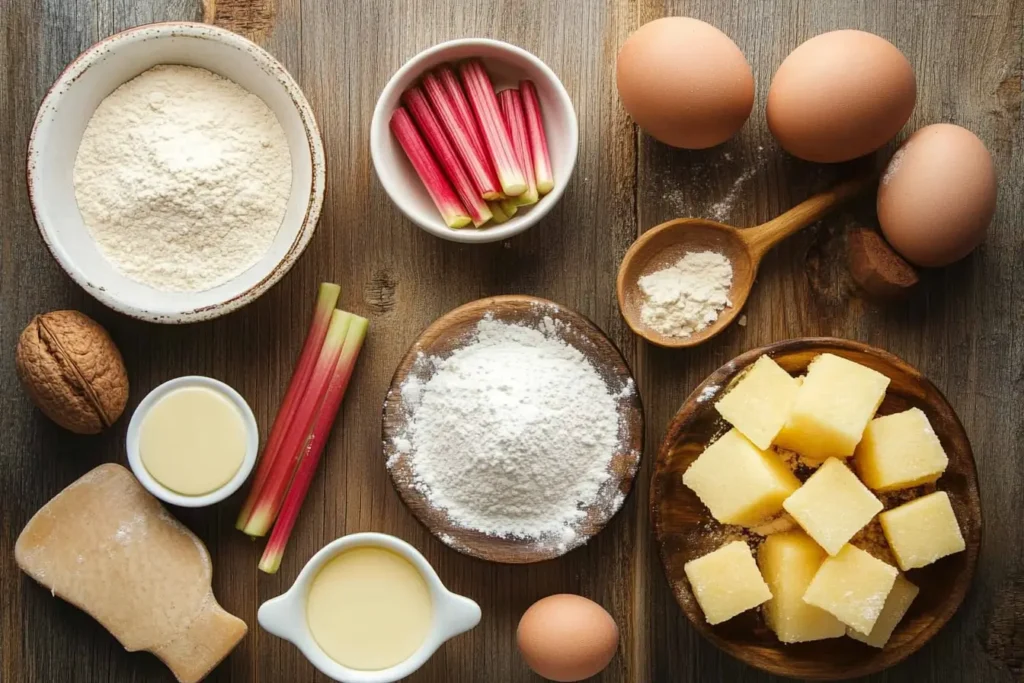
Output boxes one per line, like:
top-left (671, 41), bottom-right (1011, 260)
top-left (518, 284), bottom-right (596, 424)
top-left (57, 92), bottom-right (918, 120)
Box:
top-left (27, 22), bottom-right (325, 324)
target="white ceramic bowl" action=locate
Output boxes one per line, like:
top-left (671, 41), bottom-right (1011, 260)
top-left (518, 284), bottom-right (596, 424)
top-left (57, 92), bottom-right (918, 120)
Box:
top-left (126, 375), bottom-right (259, 508)
top-left (28, 22), bottom-right (326, 324)
top-left (371, 38), bottom-right (578, 244)
top-left (258, 532), bottom-right (482, 683)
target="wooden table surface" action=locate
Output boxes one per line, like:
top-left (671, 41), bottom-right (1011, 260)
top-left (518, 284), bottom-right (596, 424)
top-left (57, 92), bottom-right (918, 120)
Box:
top-left (2, 1), bottom-right (1021, 681)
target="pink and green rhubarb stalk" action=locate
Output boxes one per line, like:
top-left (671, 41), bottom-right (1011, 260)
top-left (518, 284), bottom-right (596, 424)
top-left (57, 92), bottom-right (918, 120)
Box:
top-left (498, 88), bottom-right (539, 207)
top-left (459, 60), bottom-right (527, 198)
top-left (241, 309), bottom-right (353, 537)
top-left (390, 107), bottom-right (472, 229)
top-left (258, 315), bottom-right (369, 574)
top-left (520, 80), bottom-right (554, 195)
top-left (403, 86), bottom-right (493, 226)
top-left (236, 283), bottom-right (340, 531)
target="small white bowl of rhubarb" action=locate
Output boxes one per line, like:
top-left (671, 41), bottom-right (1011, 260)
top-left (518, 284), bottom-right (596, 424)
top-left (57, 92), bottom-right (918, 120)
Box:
top-left (371, 39), bottom-right (578, 244)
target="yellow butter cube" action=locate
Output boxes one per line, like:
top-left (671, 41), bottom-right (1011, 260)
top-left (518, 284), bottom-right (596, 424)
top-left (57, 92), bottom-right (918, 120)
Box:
top-left (854, 408), bottom-right (949, 491)
top-left (715, 355), bottom-right (800, 449)
top-left (757, 531), bottom-right (846, 643)
top-left (848, 574), bottom-right (920, 648)
top-left (879, 491), bottom-right (965, 570)
top-left (782, 457), bottom-right (883, 555)
top-left (775, 353), bottom-right (890, 460)
top-left (802, 544), bottom-right (898, 635)
top-left (683, 429), bottom-right (801, 526)
top-left (684, 541), bottom-right (772, 625)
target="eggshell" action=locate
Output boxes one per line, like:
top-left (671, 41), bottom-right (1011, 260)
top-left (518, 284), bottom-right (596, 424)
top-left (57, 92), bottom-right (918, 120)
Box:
top-left (878, 124), bottom-right (996, 267)
top-left (616, 17), bottom-right (754, 149)
top-left (517, 594), bottom-right (619, 682)
top-left (767, 30), bottom-right (916, 162)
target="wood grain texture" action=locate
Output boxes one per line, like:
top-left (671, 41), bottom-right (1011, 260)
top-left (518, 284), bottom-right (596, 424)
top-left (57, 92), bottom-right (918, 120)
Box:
top-left (0, 0), bottom-right (1021, 681)
top-left (382, 295), bottom-right (643, 564)
top-left (650, 338), bottom-right (982, 680)
top-left (201, 0), bottom-right (276, 43)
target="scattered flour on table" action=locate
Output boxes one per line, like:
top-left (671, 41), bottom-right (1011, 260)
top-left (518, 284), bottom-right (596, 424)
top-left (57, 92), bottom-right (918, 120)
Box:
top-left (638, 251), bottom-right (733, 338)
top-left (73, 65), bottom-right (292, 292)
top-left (390, 316), bottom-right (634, 548)
top-left (661, 145), bottom-right (766, 222)
top-left (707, 166), bottom-right (757, 222)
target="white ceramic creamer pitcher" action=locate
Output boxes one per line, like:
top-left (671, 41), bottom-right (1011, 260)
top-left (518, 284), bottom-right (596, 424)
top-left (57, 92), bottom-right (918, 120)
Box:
top-left (258, 532), bottom-right (482, 683)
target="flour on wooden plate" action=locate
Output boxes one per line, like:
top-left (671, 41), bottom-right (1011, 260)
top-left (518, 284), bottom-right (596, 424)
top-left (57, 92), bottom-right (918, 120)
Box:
top-left (389, 315), bottom-right (635, 549)
top-left (73, 65), bottom-right (292, 292)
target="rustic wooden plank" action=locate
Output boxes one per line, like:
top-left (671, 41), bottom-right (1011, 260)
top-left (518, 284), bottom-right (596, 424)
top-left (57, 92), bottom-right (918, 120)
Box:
top-left (636, 1), bottom-right (1024, 682)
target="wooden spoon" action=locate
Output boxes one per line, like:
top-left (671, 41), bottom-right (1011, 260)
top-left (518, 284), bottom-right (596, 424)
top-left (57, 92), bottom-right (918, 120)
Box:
top-left (617, 176), bottom-right (875, 348)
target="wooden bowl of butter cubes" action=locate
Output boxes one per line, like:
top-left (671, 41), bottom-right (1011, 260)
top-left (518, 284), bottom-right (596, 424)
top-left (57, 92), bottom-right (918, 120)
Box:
top-left (650, 337), bottom-right (981, 680)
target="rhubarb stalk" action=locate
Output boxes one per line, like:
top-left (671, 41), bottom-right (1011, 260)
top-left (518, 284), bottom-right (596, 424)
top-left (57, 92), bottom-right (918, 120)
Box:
top-left (500, 198), bottom-right (518, 218)
top-left (487, 200), bottom-right (509, 224)
top-left (520, 80), bottom-right (554, 195)
top-left (259, 315), bottom-right (369, 574)
top-left (390, 107), bottom-right (472, 229)
top-left (242, 310), bottom-right (353, 537)
top-left (422, 71), bottom-right (502, 202)
top-left (403, 87), bottom-right (492, 227)
top-left (236, 283), bottom-right (341, 531)
top-left (459, 60), bottom-right (527, 197)
top-left (436, 65), bottom-right (493, 180)
top-left (498, 88), bottom-right (539, 207)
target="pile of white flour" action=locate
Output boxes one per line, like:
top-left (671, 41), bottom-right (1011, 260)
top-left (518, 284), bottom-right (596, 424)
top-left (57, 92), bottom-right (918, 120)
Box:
top-left (73, 65), bottom-right (291, 292)
top-left (390, 315), bottom-right (633, 547)
top-left (639, 251), bottom-right (733, 338)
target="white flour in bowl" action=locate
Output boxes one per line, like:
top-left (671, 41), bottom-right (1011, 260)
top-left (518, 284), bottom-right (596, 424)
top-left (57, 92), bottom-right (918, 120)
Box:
top-left (73, 65), bottom-right (291, 292)
top-left (390, 315), bottom-right (634, 547)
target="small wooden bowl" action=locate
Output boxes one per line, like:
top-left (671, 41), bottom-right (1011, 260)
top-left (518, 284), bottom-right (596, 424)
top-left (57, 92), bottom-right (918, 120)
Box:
top-left (383, 295), bottom-right (644, 564)
top-left (650, 338), bottom-right (982, 680)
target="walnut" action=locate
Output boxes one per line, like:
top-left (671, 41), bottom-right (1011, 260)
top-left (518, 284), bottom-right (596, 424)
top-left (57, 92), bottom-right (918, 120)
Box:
top-left (15, 311), bottom-right (129, 434)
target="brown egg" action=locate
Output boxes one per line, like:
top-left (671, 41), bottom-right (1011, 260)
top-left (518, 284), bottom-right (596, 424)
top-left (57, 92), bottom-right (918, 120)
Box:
top-left (616, 17), bottom-right (754, 149)
top-left (767, 30), bottom-right (916, 162)
top-left (517, 594), bottom-right (619, 682)
top-left (878, 124), bottom-right (996, 267)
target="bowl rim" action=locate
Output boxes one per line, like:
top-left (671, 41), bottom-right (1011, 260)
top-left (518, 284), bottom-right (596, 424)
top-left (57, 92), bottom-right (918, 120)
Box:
top-left (649, 336), bottom-right (983, 680)
top-left (125, 375), bottom-right (259, 508)
top-left (26, 21), bottom-right (326, 324)
top-left (370, 37), bottom-right (579, 244)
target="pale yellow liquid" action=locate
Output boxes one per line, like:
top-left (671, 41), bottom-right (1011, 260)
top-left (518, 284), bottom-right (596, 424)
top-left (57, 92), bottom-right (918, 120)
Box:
top-left (306, 547), bottom-right (433, 670)
top-left (139, 386), bottom-right (246, 496)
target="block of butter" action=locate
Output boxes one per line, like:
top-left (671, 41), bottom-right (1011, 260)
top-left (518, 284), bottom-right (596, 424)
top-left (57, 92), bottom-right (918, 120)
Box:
top-left (775, 353), bottom-right (890, 460)
top-left (758, 531), bottom-right (846, 643)
top-left (15, 464), bottom-right (246, 683)
top-left (683, 428), bottom-right (800, 527)
top-left (684, 540), bottom-right (772, 625)
top-left (715, 355), bottom-right (800, 450)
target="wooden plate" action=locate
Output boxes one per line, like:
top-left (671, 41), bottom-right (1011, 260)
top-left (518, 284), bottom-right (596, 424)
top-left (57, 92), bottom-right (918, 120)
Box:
top-left (383, 295), bottom-right (644, 564)
top-left (650, 338), bottom-right (982, 680)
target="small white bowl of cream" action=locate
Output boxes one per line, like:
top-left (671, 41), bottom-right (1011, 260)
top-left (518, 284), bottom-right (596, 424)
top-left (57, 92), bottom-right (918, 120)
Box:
top-left (258, 532), bottom-right (481, 683)
top-left (127, 375), bottom-right (258, 508)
